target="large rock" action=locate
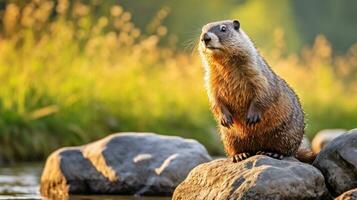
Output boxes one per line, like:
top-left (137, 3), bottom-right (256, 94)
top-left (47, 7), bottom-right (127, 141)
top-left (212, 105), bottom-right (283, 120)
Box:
top-left (335, 188), bottom-right (357, 200)
top-left (40, 132), bottom-right (211, 198)
top-left (312, 129), bottom-right (346, 153)
top-left (173, 156), bottom-right (329, 200)
top-left (313, 129), bottom-right (357, 196)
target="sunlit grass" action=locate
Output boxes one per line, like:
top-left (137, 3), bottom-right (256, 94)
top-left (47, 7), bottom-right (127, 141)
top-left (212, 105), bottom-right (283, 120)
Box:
top-left (267, 33), bottom-right (357, 138)
top-left (0, 1), bottom-right (356, 162)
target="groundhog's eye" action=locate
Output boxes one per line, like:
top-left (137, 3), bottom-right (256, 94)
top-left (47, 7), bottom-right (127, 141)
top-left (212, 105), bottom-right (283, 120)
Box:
top-left (220, 25), bottom-right (227, 32)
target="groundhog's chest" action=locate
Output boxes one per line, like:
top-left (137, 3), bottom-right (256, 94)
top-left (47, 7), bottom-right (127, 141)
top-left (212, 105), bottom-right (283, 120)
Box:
top-left (209, 74), bottom-right (253, 114)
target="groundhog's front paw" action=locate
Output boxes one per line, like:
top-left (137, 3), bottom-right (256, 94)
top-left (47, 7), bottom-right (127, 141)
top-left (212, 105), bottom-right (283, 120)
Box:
top-left (246, 108), bottom-right (261, 125)
top-left (220, 113), bottom-right (234, 128)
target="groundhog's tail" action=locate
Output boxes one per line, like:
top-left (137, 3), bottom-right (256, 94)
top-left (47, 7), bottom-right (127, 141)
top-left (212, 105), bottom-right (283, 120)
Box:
top-left (295, 147), bottom-right (316, 164)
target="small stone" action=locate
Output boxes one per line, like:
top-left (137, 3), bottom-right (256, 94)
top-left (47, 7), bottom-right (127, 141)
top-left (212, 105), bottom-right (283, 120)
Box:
top-left (335, 188), bottom-right (357, 200)
top-left (312, 129), bottom-right (346, 153)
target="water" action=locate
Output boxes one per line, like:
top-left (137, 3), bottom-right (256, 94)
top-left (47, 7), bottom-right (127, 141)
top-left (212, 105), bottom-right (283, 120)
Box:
top-left (0, 163), bottom-right (41, 200)
top-left (0, 164), bottom-right (170, 200)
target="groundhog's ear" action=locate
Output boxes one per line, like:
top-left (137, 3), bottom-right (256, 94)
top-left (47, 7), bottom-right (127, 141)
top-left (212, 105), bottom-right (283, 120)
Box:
top-left (233, 20), bottom-right (240, 30)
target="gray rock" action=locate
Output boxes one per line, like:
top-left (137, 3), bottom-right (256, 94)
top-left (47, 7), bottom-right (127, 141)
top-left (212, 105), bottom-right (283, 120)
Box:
top-left (173, 156), bottom-right (329, 200)
top-left (312, 129), bottom-right (346, 153)
top-left (335, 188), bottom-right (357, 200)
top-left (40, 132), bottom-right (211, 198)
top-left (313, 129), bottom-right (357, 196)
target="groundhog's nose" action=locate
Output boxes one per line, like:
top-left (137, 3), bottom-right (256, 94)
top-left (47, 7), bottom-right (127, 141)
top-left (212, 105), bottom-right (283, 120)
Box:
top-left (202, 33), bottom-right (211, 45)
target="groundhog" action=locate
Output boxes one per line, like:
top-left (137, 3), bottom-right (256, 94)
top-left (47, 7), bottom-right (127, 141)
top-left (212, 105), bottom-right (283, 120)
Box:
top-left (199, 19), bottom-right (314, 163)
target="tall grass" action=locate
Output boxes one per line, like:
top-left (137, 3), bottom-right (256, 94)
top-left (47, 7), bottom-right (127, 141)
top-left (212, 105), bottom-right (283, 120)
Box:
top-left (0, 1), bottom-right (356, 162)
top-left (267, 30), bottom-right (357, 138)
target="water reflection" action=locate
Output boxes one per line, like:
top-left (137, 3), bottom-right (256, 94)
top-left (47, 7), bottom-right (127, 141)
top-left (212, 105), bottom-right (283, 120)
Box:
top-left (0, 164), bottom-right (170, 200)
top-left (0, 163), bottom-right (41, 199)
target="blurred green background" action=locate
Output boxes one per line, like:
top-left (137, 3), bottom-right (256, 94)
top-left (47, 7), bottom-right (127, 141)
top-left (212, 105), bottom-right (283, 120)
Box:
top-left (0, 0), bottom-right (356, 163)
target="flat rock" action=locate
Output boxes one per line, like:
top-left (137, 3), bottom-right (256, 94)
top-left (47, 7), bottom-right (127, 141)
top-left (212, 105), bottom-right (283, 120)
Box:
top-left (312, 129), bottom-right (346, 153)
top-left (313, 129), bottom-right (357, 196)
top-left (335, 188), bottom-right (357, 200)
top-left (40, 132), bottom-right (211, 198)
top-left (173, 156), bottom-right (329, 200)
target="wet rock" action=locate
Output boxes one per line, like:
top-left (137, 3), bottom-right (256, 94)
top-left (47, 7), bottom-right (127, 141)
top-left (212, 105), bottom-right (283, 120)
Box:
top-left (40, 133), bottom-right (211, 198)
top-left (313, 129), bottom-right (357, 196)
top-left (312, 129), bottom-right (346, 153)
top-left (173, 156), bottom-right (329, 200)
top-left (335, 188), bottom-right (357, 200)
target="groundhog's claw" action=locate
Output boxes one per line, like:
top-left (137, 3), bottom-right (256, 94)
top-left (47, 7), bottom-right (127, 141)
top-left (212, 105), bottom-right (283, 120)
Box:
top-left (221, 113), bottom-right (234, 128)
top-left (246, 109), bottom-right (261, 125)
top-left (232, 152), bottom-right (251, 162)
top-left (256, 151), bottom-right (284, 160)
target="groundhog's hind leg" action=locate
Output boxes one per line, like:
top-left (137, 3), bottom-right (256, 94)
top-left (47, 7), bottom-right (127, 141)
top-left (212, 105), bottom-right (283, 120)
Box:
top-left (232, 152), bottom-right (252, 162)
top-left (256, 151), bottom-right (284, 160)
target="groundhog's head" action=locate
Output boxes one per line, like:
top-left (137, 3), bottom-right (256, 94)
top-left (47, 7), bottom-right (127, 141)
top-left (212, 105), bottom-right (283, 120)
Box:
top-left (199, 20), bottom-right (256, 65)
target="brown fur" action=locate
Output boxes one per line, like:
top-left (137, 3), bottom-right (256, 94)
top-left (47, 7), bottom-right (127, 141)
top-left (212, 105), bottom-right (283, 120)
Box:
top-left (199, 20), bottom-right (314, 162)
top-left (296, 147), bottom-right (316, 164)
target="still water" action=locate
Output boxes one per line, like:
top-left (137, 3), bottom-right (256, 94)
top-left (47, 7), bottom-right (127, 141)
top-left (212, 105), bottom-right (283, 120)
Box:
top-left (0, 164), bottom-right (170, 200)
